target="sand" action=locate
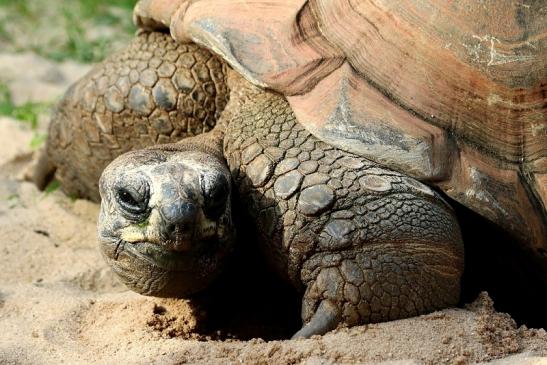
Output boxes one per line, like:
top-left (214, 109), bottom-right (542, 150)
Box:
top-left (1, 53), bottom-right (547, 365)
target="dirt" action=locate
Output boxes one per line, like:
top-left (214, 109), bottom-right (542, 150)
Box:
top-left (0, 53), bottom-right (547, 365)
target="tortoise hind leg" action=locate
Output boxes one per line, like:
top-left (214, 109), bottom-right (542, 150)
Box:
top-left (40, 31), bottom-right (229, 202)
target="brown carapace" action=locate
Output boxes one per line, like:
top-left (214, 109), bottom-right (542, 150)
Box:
top-left (135, 0), bottom-right (546, 251)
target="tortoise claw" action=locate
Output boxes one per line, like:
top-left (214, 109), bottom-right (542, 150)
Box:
top-left (292, 299), bottom-right (340, 339)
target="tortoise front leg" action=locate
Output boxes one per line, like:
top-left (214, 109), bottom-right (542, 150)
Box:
top-left (40, 31), bottom-right (229, 201)
top-left (293, 185), bottom-right (463, 339)
top-left (224, 92), bottom-right (464, 338)
top-left (294, 224), bottom-right (463, 338)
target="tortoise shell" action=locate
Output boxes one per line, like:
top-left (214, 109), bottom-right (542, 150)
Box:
top-left (133, 1), bottom-right (546, 251)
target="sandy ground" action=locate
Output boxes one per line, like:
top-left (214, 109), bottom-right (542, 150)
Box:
top-left (1, 53), bottom-right (547, 365)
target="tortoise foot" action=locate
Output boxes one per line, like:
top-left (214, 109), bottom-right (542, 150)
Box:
top-left (292, 299), bottom-right (340, 339)
top-left (298, 244), bottom-right (464, 337)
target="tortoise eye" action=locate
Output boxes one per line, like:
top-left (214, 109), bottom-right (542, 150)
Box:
top-left (118, 188), bottom-right (140, 208)
top-left (115, 182), bottom-right (150, 218)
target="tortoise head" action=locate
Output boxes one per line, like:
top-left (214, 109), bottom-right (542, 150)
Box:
top-left (97, 147), bottom-right (234, 297)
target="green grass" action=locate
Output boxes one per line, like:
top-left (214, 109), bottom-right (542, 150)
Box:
top-left (0, 1), bottom-right (137, 151)
top-left (78, 0), bottom-right (136, 16)
top-left (0, 0), bottom-right (136, 63)
top-left (6, 194), bottom-right (19, 209)
top-left (0, 82), bottom-right (52, 149)
top-left (0, 84), bottom-right (49, 129)
top-left (44, 9), bottom-right (109, 63)
top-left (136, 219), bottom-right (149, 229)
top-left (44, 180), bottom-right (61, 195)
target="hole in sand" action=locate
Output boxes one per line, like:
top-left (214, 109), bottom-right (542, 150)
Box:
top-left (152, 304), bottom-right (167, 315)
top-left (188, 227), bottom-right (302, 341)
top-left (452, 199), bottom-right (547, 329)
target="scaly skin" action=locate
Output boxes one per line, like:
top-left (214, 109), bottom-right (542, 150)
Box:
top-left (46, 32), bottom-right (464, 338)
top-left (44, 31), bottom-right (229, 201)
top-left (223, 92), bottom-right (464, 336)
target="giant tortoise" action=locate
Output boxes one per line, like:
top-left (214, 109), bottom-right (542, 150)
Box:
top-left (37, 0), bottom-right (546, 338)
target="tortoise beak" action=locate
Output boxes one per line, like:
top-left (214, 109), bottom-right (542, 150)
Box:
top-left (157, 200), bottom-right (199, 252)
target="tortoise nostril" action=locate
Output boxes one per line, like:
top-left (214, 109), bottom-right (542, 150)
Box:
top-left (161, 202), bottom-right (198, 244)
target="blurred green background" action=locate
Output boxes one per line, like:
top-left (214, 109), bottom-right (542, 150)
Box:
top-left (0, 0), bottom-right (137, 153)
top-left (0, 0), bottom-right (136, 63)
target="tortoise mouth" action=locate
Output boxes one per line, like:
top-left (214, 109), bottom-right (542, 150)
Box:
top-left (115, 240), bottom-right (203, 271)
top-left (100, 237), bottom-right (231, 297)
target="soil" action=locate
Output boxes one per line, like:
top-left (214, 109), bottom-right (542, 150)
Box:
top-left (0, 52), bottom-right (546, 365)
